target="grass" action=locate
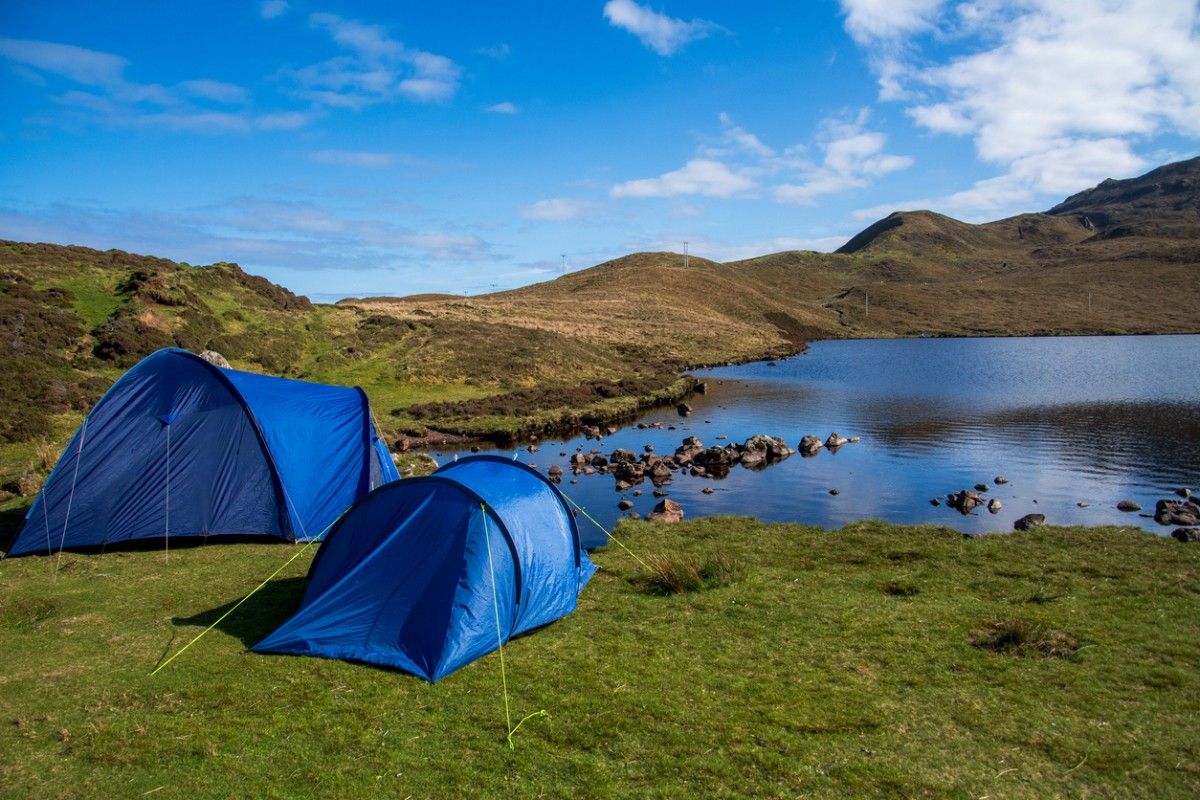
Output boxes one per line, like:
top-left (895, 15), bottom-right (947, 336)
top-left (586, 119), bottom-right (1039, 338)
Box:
top-left (0, 518), bottom-right (1196, 799)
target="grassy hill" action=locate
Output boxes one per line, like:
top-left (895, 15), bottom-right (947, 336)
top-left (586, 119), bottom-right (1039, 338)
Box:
top-left (2, 157), bottom-right (1198, 509)
top-left (0, 519), bottom-right (1196, 798)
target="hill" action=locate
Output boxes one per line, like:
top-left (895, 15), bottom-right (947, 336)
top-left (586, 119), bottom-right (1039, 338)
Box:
top-left (2, 157), bottom-right (1199, 504)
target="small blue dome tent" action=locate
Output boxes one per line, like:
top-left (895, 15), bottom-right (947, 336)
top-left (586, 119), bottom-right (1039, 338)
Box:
top-left (8, 348), bottom-right (399, 557)
top-left (254, 455), bottom-right (596, 682)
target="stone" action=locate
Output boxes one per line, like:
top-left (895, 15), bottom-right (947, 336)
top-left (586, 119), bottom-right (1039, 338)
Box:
top-left (799, 435), bottom-right (823, 456)
top-left (975, 483), bottom-right (990, 492)
top-left (702, 487), bottom-right (714, 494)
top-left (829, 488), bottom-right (840, 495)
top-left (825, 432), bottom-right (849, 449)
top-left (677, 402), bottom-right (692, 416)
top-left (1175, 487), bottom-right (1192, 498)
top-left (546, 464), bottom-right (563, 483)
top-left (1116, 500), bottom-right (1141, 512)
top-left (628, 512), bottom-right (640, 520)
top-left (617, 499), bottom-right (633, 511)
top-left (988, 498), bottom-right (1002, 513)
top-left (1155, 499), bottom-right (1200, 527)
top-left (847, 436), bottom-right (861, 443)
top-left (643, 444), bottom-right (654, 453)
top-left (947, 490), bottom-right (983, 514)
top-left (930, 498), bottom-right (941, 506)
top-left (1077, 501), bottom-right (1089, 507)
top-left (197, 350), bottom-right (231, 368)
top-left (653, 489), bottom-right (668, 497)
top-left (1014, 513), bottom-right (1046, 531)
top-left (994, 476), bottom-right (1009, 484)
top-left (610, 448), bottom-right (637, 464)
top-left (1171, 528), bottom-right (1199, 542)
top-left (647, 497), bottom-right (684, 523)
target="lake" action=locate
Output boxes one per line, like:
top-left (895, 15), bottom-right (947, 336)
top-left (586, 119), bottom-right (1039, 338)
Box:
top-left (439, 335), bottom-right (1200, 548)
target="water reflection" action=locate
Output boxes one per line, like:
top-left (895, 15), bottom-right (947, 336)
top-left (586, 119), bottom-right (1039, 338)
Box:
top-left (445, 336), bottom-right (1200, 545)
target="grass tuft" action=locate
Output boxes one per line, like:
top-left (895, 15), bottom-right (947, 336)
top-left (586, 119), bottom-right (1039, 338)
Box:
top-left (640, 548), bottom-right (744, 595)
top-left (968, 618), bottom-right (1080, 659)
top-left (882, 580), bottom-right (920, 597)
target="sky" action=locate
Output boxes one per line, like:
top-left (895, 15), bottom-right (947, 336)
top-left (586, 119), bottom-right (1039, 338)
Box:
top-left (1, 1), bottom-right (1197, 301)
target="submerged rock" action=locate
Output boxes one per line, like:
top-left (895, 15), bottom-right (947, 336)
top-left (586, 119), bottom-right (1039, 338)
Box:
top-left (1117, 500), bottom-right (1142, 512)
top-left (988, 498), bottom-right (1002, 513)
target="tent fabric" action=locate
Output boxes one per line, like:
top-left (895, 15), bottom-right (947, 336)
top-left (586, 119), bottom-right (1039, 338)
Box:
top-left (8, 348), bottom-right (399, 556)
top-left (254, 455), bottom-right (596, 682)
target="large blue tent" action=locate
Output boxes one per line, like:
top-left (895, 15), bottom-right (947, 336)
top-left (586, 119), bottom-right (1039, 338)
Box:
top-left (8, 348), bottom-right (399, 557)
top-left (254, 455), bottom-right (596, 682)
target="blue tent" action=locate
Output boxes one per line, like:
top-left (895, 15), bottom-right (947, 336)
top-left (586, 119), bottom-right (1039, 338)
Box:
top-left (8, 348), bottom-right (399, 557)
top-left (254, 455), bottom-right (596, 682)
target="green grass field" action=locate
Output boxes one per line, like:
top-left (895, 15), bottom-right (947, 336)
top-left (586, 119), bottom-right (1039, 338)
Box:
top-left (1, 519), bottom-right (1196, 799)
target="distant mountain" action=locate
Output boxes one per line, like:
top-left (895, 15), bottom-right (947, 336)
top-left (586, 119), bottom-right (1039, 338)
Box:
top-left (1048, 156), bottom-right (1200, 239)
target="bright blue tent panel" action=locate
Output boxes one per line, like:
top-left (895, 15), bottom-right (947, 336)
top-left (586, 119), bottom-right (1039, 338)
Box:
top-left (434, 455), bottom-right (595, 636)
top-left (255, 456), bottom-right (594, 682)
top-left (223, 369), bottom-right (372, 540)
top-left (9, 349), bottom-right (398, 556)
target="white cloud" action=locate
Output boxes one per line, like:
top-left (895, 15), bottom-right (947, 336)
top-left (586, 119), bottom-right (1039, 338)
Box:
top-left (259, 0), bottom-right (289, 20)
top-left (310, 149), bottom-right (397, 168)
top-left (294, 13), bottom-right (462, 107)
top-left (840, 0), bottom-right (944, 44)
top-left (602, 0), bottom-right (719, 56)
top-left (611, 158), bottom-right (757, 199)
top-left (485, 101), bottom-right (518, 114)
top-left (841, 0), bottom-right (1200, 216)
top-left (519, 198), bottom-right (595, 221)
top-left (179, 79), bottom-right (249, 105)
top-left (612, 112), bottom-right (911, 204)
top-left (0, 37), bottom-right (308, 134)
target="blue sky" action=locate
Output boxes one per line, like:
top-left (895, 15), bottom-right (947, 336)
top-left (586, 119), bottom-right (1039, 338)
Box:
top-left (1, 1), bottom-right (1197, 300)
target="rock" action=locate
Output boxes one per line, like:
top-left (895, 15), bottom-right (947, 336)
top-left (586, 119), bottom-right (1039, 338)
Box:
top-left (628, 512), bottom-right (640, 520)
top-left (471, 445), bottom-right (481, 453)
top-left (605, 426), bottom-right (618, 436)
top-left (798, 435), bottom-right (823, 456)
top-left (527, 444), bottom-right (539, 453)
top-left (197, 350), bottom-right (231, 368)
top-left (676, 403), bottom-right (692, 416)
top-left (615, 479), bottom-right (630, 492)
top-left (947, 490), bottom-right (983, 515)
top-left (570, 453), bottom-right (587, 466)
top-left (1014, 513), bottom-right (1046, 531)
top-left (394, 435), bottom-right (411, 452)
top-left (647, 498), bottom-right (684, 523)
top-left (584, 467), bottom-right (595, 475)
top-left (1077, 501), bottom-right (1090, 507)
top-left (614, 461), bottom-right (645, 483)
top-left (702, 487), bottom-right (714, 494)
top-left (653, 489), bottom-right (668, 497)
top-left (974, 483), bottom-right (990, 492)
top-left (716, 434), bottom-right (727, 440)
top-left (591, 454), bottom-right (608, 468)
top-left (617, 499), bottom-right (634, 511)
top-left (829, 488), bottom-right (840, 496)
top-left (1117, 500), bottom-right (1142, 512)
top-left (930, 498), bottom-right (941, 506)
top-left (643, 444), bottom-right (654, 453)
top-left (649, 461), bottom-right (673, 486)
top-left (582, 425), bottom-right (601, 440)
top-left (633, 489), bottom-right (642, 496)
top-left (1176, 487), bottom-right (1192, 498)
top-left (546, 464), bottom-right (563, 483)
top-left (696, 382), bottom-right (708, 394)
top-left (825, 432), bottom-right (849, 449)
top-left (636, 423), bottom-right (647, 430)
top-left (988, 498), bottom-right (1002, 513)
top-left (1155, 499), bottom-right (1200, 527)
top-left (847, 436), bottom-right (861, 443)
top-left (1171, 528), bottom-right (1199, 542)
top-left (994, 476), bottom-right (1009, 484)
top-left (610, 448), bottom-right (637, 464)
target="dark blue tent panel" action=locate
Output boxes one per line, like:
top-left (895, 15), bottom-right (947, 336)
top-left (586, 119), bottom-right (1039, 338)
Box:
top-left (9, 349), bottom-right (399, 556)
top-left (255, 456), bottom-right (596, 682)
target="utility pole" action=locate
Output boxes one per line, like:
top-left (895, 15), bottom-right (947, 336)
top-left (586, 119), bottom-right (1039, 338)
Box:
top-left (864, 289), bottom-right (869, 318)
top-left (684, 241), bottom-right (689, 269)
top-left (560, 254), bottom-right (566, 276)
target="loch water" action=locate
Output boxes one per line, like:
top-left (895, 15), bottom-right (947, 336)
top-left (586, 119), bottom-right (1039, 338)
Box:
top-left (441, 335), bottom-right (1200, 548)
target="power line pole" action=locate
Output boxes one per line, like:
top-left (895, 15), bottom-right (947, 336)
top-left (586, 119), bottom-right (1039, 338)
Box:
top-left (864, 289), bottom-right (869, 318)
top-left (683, 241), bottom-right (689, 269)
top-left (560, 254), bottom-right (566, 276)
